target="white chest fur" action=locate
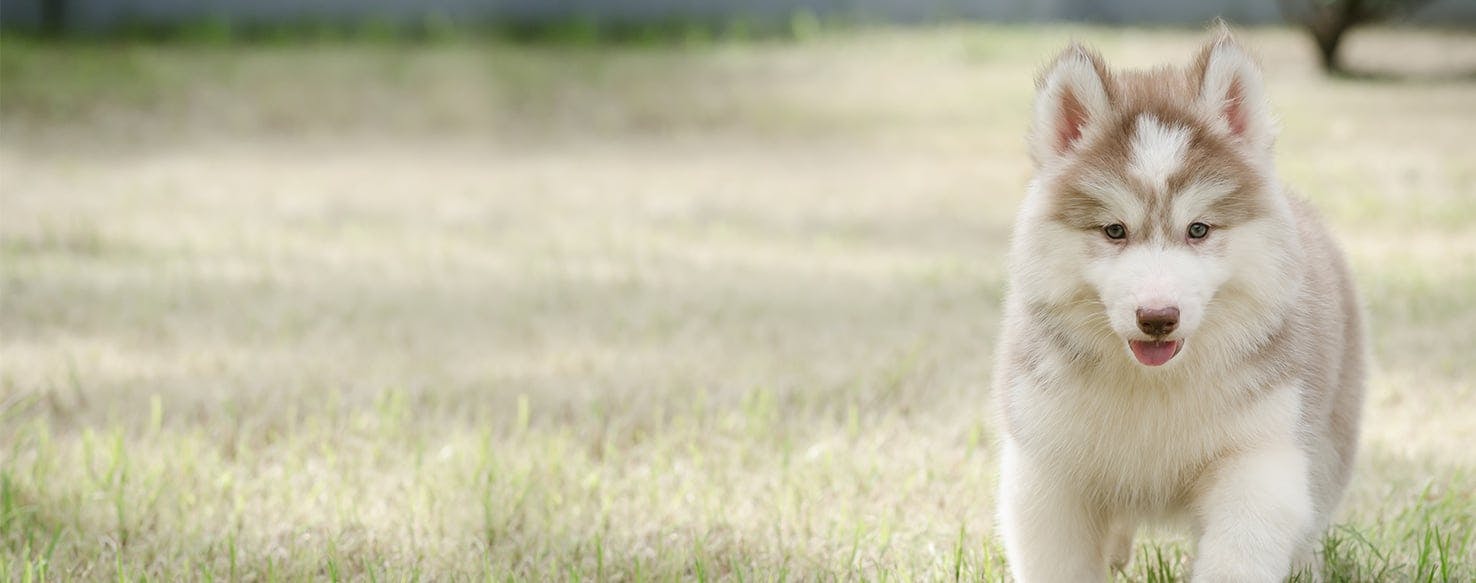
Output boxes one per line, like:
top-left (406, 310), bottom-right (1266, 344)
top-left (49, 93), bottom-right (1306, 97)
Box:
top-left (1005, 354), bottom-right (1302, 510)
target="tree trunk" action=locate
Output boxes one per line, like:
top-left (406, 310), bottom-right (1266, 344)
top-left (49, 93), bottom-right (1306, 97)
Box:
top-left (1314, 26), bottom-right (1346, 73)
top-left (41, 0), bottom-right (68, 36)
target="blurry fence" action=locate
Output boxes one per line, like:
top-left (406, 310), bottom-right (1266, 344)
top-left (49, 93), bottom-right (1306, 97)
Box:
top-left (3, 0), bottom-right (1475, 32)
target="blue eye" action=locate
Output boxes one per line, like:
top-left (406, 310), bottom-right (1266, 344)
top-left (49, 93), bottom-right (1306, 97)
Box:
top-left (1103, 223), bottom-right (1127, 240)
top-left (1188, 222), bottom-right (1210, 239)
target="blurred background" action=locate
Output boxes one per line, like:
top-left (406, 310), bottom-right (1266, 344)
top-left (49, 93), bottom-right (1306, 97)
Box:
top-left (1, 0), bottom-right (1473, 580)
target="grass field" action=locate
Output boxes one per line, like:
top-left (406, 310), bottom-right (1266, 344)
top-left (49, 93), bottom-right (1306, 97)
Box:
top-left (2, 25), bottom-right (1474, 580)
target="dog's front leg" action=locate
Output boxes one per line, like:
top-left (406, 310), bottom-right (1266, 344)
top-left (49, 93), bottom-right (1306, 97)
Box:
top-left (998, 440), bottom-right (1107, 582)
top-left (1190, 439), bottom-right (1314, 583)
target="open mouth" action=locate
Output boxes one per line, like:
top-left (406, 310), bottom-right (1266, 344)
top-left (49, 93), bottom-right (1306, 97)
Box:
top-left (1129, 339), bottom-right (1183, 367)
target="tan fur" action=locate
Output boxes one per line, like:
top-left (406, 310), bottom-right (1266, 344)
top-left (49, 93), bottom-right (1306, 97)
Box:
top-left (1047, 62), bottom-right (1273, 237)
top-left (1282, 196), bottom-right (1367, 518)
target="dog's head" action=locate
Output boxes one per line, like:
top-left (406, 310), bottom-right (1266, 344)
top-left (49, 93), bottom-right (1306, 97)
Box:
top-left (1010, 30), bottom-right (1303, 368)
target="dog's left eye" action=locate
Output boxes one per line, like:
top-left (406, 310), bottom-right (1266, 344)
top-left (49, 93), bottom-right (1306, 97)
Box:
top-left (1187, 222), bottom-right (1210, 239)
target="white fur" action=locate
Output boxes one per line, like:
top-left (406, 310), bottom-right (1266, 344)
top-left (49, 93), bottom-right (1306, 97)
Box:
top-left (998, 33), bottom-right (1363, 583)
top-left (1086, 243), bottom-right (1227, 344)
top-left (998, 441), bottom-right (1108, 581)
top-left (1191, 424), bottom-right (1316, 582)
top-left (1128, 114), bottom-right (1192, 190)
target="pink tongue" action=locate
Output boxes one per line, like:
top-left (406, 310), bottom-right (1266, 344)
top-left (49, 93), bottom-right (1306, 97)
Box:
top-left (1130, 340), bottom-right (1182, 366)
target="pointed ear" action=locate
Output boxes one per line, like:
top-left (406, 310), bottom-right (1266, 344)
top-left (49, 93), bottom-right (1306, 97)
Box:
top-left (1193, 31), bottom-right (1275, 153)
top-left (1030, 44), bottom-right (1112, 168)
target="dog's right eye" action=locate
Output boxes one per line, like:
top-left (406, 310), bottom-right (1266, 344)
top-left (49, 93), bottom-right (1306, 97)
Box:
top-left (1103, 223), bottom-right (1127, 240)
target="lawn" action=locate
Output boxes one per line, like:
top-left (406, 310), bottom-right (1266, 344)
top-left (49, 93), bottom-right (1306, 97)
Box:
top-left (1, 25), bottom-right (1474, 580)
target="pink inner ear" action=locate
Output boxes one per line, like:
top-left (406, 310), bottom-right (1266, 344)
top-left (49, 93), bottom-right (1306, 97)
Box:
top-left (1223, 77), bottom-right (1247, 137)
top-left (1056, 88), bottom-right (1089, 154)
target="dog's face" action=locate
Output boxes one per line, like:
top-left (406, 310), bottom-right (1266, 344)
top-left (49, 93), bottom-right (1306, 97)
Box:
top-left (1011, 33), bottom-right (1301, 368)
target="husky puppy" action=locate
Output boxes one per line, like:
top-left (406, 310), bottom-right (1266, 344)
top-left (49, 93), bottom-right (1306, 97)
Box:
top-left (994, 29), bottom-right (1365, 582)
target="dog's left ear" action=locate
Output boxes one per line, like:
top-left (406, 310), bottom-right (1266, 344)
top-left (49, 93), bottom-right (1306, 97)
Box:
top-left (1193, 31), bottom-right (1275, 154)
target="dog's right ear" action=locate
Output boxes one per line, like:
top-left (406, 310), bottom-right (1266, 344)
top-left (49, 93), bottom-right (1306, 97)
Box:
top-left (1030, 44), bottom-right (1113, 168)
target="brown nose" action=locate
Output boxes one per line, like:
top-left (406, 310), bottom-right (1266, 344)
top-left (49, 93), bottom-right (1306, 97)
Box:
top-left (1136, 307), bottom-right (1180, 337)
